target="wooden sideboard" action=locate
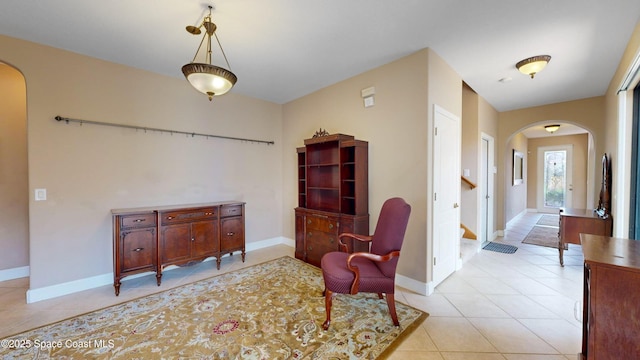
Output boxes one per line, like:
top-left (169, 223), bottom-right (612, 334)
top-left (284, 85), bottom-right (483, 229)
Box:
top-left (558, 208), bottom-right (612, 266)
top-left (112, 201), bottom-right (245, 295)
top-left (580, 234), bottom-right (640, 359)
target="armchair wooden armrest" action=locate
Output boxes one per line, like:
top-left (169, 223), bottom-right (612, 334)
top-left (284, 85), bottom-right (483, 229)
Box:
top-left (338, 232), bottom-right (372, 252)
top-left (345, 250), bottom-right (401, 294)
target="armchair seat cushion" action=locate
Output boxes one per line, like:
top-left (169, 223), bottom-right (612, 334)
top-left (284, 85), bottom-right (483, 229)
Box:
top-left (321, 252), bottom-right (395, 294)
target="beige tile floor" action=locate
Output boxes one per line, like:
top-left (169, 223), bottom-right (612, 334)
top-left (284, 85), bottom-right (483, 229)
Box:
top-left (0, 212), bottom-right (583, 359)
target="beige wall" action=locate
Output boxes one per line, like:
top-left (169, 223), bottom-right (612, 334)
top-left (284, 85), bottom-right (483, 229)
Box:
top-left (478, 95), bottom-right (500, 237)
top-left (497, 97), bottom-right (605, 228)
top-left (0, 35), bottom-right (283, 290)
top-left (526, 134), bottom-right (589, 210)
top-left (461, 84), bottom-right (479, 235)
top-left (461, 85), bottom-right (500, 240)
top-left (504, 133), bottom-right (528, 223)
top-left (283, 48), bottom-right (462, 285)
top-left (0, 63), bottom-right (29, 271)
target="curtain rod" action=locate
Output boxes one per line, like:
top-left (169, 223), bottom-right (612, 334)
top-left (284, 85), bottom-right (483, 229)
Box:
top-left (54, 116), bottom-right (275, 145)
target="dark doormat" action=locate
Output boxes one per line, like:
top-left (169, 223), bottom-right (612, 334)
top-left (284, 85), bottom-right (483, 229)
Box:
top-left (482, 241), bottom-right (518, 254)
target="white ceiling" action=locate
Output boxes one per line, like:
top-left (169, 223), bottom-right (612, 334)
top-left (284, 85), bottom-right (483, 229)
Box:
top-left (0, 1), bottom-right (638, 112)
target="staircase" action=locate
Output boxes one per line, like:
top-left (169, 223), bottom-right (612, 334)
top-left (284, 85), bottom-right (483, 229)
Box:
top-left (460, 223), bottom-right (481, 264)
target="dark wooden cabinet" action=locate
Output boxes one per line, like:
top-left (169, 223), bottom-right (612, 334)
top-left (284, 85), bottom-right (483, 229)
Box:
top-left (558, 208), bottom-right (612, 266)
top-left (295, 133), bottom-right (369, 266)
top-left (113, 211), bottom-right (159, 296)
top-left (219, 203), bottom-right (246, 267)
top-left (112, 201), bottom-right (245, 295)
top-left (159, 206), bottom-right (219, 266)
top-left (580, 234), bottom-right (640, 359)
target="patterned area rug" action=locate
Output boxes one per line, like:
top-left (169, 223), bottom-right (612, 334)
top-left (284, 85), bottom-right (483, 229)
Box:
top-left (536, 214), bottom-right (560, 227)
top-left (0, 256), bottom-right (427, 359)
top-left (522, 225), bottom-right (566, 249)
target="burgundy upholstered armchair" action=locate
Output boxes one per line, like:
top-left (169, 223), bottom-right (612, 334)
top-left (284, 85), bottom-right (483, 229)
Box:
top-left (320, 197), bottom-right (411, 330)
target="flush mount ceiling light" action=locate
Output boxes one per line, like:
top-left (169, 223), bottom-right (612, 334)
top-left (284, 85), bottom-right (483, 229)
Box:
top-left (182, 5), bottom-right (237, 101)
top-left (545, 124), bottom-right (560, 133)
top-left (516, 55), bottom-right (551, 79)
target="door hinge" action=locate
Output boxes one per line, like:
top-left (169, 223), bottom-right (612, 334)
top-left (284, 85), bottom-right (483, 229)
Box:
top-left (434, 192), bottom-right (437, 201)
top-left (434, 257), bottom-right (437, 266)
top-left (435, 127), bottom-right (438, 136)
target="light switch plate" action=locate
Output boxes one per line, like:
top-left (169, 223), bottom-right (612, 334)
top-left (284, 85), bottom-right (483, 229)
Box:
top-left (35, 188), bottom-right (47, 201)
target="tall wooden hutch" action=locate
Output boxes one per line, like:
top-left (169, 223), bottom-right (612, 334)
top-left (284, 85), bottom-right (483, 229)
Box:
top-left (295, 132), bottom-right (369, 267)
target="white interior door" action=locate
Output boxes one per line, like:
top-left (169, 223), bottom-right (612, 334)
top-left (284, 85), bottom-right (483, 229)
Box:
top-left (537, 145), bottom-right (573, 213)
top-left (432, 105), bottom-right (461, 286)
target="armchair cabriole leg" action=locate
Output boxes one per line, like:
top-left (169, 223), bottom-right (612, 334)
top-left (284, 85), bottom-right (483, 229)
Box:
top-left (323, 289), bottom-right (334, 330)
top-left (386, 293), bottom-right (399, 326)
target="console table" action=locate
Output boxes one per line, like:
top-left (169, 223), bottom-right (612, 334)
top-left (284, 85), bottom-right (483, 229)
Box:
top-left (112, 201), bottom-right (245, 295)
top-left (580, 234), bottom-right (640, 359)
top-left (558, 208), bottom-right (612, 266)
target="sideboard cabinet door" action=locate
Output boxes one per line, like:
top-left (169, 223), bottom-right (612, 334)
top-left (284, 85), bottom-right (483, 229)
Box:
top-left (113, 211), bottom-right (158, 296)
top-left (219, 203), bottom-right (246, 269)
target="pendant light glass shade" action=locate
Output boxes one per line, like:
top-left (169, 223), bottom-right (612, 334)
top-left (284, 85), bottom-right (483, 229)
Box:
top-left (516, 55), bottom-right (551, 79)
top-left (544, 124), bottom-right (560, 133)
top-left (182, 6), bottom-right (237, 100)
top-left (182, 63), bottom-right (237, 99)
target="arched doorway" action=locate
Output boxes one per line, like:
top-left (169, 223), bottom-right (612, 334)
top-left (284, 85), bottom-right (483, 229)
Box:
top-left (0, 62), bottom-right (29, 281)
top-left (503, 121), bottom-right (596, 226)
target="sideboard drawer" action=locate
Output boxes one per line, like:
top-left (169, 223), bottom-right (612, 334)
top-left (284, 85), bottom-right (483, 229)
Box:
top-left (160, 208), bottom-right (217, 225)
top-left (306, 215), bottom-right (338, 233)
top-left (220, 204), bottom-right (243, 218)
top-left (120, 213), bottom-right (156, 229)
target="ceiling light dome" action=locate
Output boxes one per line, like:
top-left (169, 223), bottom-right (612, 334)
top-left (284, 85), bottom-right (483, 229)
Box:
top-left (545, 124), bottom-right (560, 133)
top-left (516, 55), bottom-right (551, 79)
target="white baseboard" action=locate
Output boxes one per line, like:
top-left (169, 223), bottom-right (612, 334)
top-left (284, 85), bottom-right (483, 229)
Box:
top-left (0, 266), bottom-right (29, 282)
top-left (26, 237), bottom-right (292, 304)
top-left (396, 274), bottom-right (432, 296)
top-left (506, 209), bottom-right (528, 228)
top-left (246, 236), bottom-right (294, 251)
top-left (27, 273), bottom-right (113, 303)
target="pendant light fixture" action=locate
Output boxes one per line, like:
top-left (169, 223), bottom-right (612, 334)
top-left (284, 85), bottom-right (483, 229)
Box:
top-left (516, 55), bottom-right (551, 79)
top-left (182, 5), bottom-right (237, 101)
top-left (544, 124), bottom-right (560, 133)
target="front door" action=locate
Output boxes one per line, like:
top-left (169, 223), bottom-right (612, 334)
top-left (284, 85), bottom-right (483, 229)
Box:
top-left (432, 105), bottom-right (461, 286)
top-left (537, 145), bottom-right (573, 213)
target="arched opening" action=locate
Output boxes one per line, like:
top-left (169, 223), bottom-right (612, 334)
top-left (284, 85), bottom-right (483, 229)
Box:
top-left (503, 121), bottom-right (596, 227)
top-left (0, 62), bottom-right (29, 282)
